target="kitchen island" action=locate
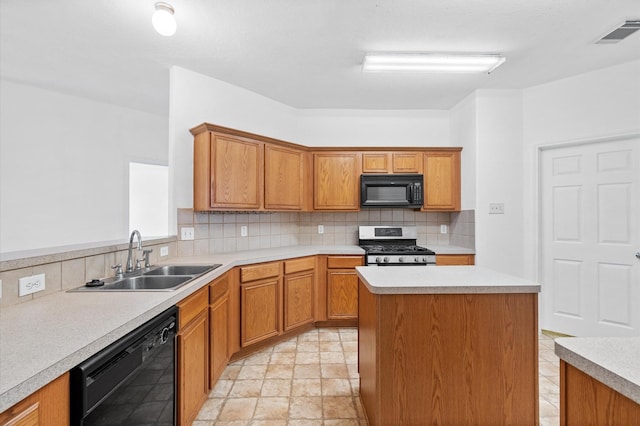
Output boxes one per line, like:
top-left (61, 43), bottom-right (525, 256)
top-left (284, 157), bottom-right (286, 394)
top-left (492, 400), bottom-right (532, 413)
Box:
top-left (356, 265), bottom-right (541, 426)
top-left (555, 336), bottom-right (640, 425)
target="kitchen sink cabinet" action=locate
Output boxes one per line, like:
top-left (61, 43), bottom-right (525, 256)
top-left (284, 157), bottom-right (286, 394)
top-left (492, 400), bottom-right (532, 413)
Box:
top-left (240, 262), bottom-right (282, 347)
top-left (423, 149), bottom-right (461, 211)
top-left (209, 272), bottom-right (230, 388)
top-left (176, 287), bottom-right (209, 426)
top-left (283, 257), bottom-right (315, 331)
top-left (362, 151), bottom-right (422, 174)
top-left (313, 152), bottom-right (361, 210)
top-left (326, 256), bottom-right (363, 322)
top-left (436, 254), bottom-right (475, 265)
top-left (0, 372), bottom-right (69, 425)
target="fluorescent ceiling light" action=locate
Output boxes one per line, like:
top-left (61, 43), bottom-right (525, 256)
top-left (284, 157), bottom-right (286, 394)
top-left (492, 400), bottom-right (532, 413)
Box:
top-left (362, 53), bottom-right (506, 73)
top-left (152, 2), bottom-right (176, 37)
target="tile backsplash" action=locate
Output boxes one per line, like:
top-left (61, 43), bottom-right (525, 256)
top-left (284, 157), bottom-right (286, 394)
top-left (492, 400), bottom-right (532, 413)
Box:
top-left (177, 208), bottom-right (476, 256)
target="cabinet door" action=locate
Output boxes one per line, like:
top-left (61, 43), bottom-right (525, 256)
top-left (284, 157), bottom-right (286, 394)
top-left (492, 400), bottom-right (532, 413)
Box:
top-left (241, 278), bottom-right (280, 347)
top-left (313, 152), bottom-right (360, 210)
top-left (209, 294), bottom-right (229, 387)
top-left (424, 151), bottom-right (461, 211)
top-left (211, 135), bottom-right (262, 209)
top-left (362, 152), bottom-right (389, 173)
top-left (0, 373), bottom-right (69, 426)
top-left (392, 152), bottom-right (422, 173)
top-left (436, 254), bottom-right (475, 265)
top-left (327, 270), bottom-right (359, 319)
top-left (177, 310), bottom-right (209, 426)
top-left (284, 271), bottom-right (314, 331)
top-left (264, 144), bottom-right (304, 210)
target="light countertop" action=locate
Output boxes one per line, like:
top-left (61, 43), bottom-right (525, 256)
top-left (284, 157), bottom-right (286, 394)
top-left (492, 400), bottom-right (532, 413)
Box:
top-left (555, 337), bottom-right (640, 404)
top-left (0, 245), bottom-right (362, 412)
top-left (356, 265), bottom-right (540, 294)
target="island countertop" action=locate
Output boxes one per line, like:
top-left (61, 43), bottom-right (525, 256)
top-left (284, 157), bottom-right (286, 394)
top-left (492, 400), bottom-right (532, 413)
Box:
top-left (356, 265), bottom-right (541, 294)
top-left (555, 336), bottom-right (640, 404)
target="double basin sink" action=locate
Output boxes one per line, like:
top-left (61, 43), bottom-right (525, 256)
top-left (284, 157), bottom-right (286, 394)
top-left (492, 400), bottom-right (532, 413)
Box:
top-left (70, 264), bottom-right (221, 292)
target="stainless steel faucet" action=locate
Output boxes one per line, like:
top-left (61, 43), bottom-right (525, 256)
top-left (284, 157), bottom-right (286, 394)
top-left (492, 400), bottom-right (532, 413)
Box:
top-left (126, 230), bottom-right (143, 273)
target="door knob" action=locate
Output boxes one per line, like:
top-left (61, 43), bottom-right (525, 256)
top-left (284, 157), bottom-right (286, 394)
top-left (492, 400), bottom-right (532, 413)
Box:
top-left (636, 251), bottom-right (640, 259)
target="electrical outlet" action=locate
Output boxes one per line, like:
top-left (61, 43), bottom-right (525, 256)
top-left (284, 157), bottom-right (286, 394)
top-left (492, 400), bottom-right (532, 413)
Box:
top-left (240, 225), bottom-right (248, 237)
top-left (489, 203), bottom-right (505, 214)
top-left (318, 225), bottom-right (324, 234)
top-left (181, 227), bottom-right (195, 240)
top-left (160, 246), bottom-right (169, 257)
top-left (440, 224), bottom-right (448, 234)
top-left (19, 273), bottom-right (46, 296)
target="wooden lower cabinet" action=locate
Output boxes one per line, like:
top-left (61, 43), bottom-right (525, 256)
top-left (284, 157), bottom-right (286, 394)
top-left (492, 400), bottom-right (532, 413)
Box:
top-left (241, 277), bottom-right (280, 347)
top-left (359, 281), bottom-right (539, 425)
top-left (560, 361), bottom-right (640, 425)
top-left (436, 254), bottom-right (475, 265)
top-left (177, 288), bottom-right (209, 426)
top-left (209, 273), bottom-right (230, 387)
top-left (0, 373), bottom-right (69, 425)
top-left (326, 256), bottom-right (363, 320)
top-left (284, 271), bottom-right (314, 331)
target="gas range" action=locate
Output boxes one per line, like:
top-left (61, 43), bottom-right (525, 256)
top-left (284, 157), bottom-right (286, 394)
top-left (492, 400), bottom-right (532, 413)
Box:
top-left (359, 226), bottom-right (436, 266)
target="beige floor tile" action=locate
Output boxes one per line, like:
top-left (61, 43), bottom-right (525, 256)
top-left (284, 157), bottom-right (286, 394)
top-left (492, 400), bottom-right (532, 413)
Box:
top-left (269, 352), bottom-right (296, 364)
top-left (539, 399), bottom-right (559, 418)
top-left (539, 416), bottom-right (560, 426)
top-left (294, 364), bottom-right (321, 379)
top-left (341, 341), bottom-right (358, 352)
top-left (265, 364), bottom-right (294, 379)
top-left (321, 351), bottom-right (345, 364)
top-left (320, 341), bottom-right (343, 352)
top-left (230, 380), bottom-right (263, 397)
top-left (298, 331), bottom-right (319, 342)
top-left (289, 396), bottom-right (323, 419)
top-left (273, 341), bottom-right (297, 353)
top-left (261, 379), bottom-right (291, 397)
top-left (221, 365), bottom-right (242, 380)
top-left (324, 420), bottom-right (361, 426)
top-left (323, 396), bottom-right (357, 419)
top-left (238, 364), bottom-right (268, 380)
top-left (319, 329), bottom-right (341, 342)
top-left (322, 378), bottom-right (352, 396)
top-left (244, 352), bottom-right (272, 365)
top-left (250, 420), bottom-right (287, 426)
top-left (297, 341), bottom-right (320, 352)
top-left (292, 378), bottom-right (323, 396)
top-left (287, 420), bottom-right (323, 426)
top-left (321, 363), bottom-right (349, 378)
top-left (218, 397), bottom-right (258, 420)
top-left (253, 397), bottom-right (290, 419)
top-left (196, 398), bottom-right (224, 420)
top-left (539, 361), bottom-right (559, 377)
top-left (211, 379), bottom-right (234, 397)
top-left (295, 351), bottom-right (320, 364)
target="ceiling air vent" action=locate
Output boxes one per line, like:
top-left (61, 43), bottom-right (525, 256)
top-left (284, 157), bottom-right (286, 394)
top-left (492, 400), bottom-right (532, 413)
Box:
top-left (596, 20), bottom-right (640, 43)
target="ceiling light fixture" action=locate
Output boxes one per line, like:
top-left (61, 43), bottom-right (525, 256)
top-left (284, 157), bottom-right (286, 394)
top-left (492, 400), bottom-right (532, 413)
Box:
top-left (152, 2), bottom-right (176, 37)
top-left (362, 53), bottom-right (506, 74)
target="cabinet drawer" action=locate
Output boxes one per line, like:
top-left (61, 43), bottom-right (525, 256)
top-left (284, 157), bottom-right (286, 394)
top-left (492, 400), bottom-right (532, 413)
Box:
top-left (240, 262), bottom-right (281, 283)
top-left (327, 256), bottom-right (363, 269)
top-left (284, 256), bottom-right (315, 274)
top-left (178, 287), bottom-right (209, 329)
top-left (209, 274), bottom-right (229, 304)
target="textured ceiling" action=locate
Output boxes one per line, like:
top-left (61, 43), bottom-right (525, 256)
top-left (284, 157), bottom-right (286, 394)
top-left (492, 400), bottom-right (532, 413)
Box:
top-left (1, 0), bottom-right (639, 115)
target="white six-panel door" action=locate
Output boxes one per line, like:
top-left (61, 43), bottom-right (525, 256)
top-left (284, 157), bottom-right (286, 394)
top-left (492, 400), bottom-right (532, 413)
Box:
top-left (541, 137), bottom-right (640, 337)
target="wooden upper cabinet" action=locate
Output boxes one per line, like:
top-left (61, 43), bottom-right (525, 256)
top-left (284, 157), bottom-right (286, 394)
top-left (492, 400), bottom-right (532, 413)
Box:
top-left (264, 144), bottom-right (304, 210)
top-left (423, 150), bottom-right (461, 211)
top-left (313, 152), bottom-right (361, 210)
top-left (211, 135), bottom-right (262, 209)
top-left (362, 152), bottom-right (422, 174)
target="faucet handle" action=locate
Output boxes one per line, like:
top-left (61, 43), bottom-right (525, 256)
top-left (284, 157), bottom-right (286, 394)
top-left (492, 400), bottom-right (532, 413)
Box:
top-left (135, 259), bottom-right (142, 270)
top-left (142, 249), bottom-right (153, 268)
top-left (111, 264), bottom-right (124, 278)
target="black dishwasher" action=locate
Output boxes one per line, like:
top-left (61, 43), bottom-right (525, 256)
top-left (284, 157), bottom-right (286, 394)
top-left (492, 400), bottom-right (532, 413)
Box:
top-left (71, 306), bottom-right (178, 426)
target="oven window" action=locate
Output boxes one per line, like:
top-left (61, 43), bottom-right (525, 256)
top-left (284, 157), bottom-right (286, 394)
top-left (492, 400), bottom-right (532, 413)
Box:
top-left (366, 186), bottom-right (407, 202)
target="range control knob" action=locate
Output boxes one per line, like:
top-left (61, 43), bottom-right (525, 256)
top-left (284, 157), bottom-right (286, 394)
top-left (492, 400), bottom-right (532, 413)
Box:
top-left (399, 257), bottom-right (405, 263)
top-left (383, 257), bottom-right (390, 263)
top-left (414, 257), bottom-right (420, 263)
top-left (375, 257), bottom-right (382, 264)
top-left (421, 257), bottom-right (427, 263)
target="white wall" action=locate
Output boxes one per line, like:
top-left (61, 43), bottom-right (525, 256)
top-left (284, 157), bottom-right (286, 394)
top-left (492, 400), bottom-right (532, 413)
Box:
top-left (474, 90), bottom-right (524, 276)
top-left (450, 93), bottom-right (477, 210)
top-left (522, 59), bottom-right (640, 279)
top-left (168, 66), bottom-right (452, 232)
top-left (0, 79), bottom-right (168, 253)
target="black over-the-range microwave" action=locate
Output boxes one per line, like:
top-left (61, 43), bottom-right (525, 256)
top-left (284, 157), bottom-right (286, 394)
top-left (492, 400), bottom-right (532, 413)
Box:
top-left (360, 174), bottom-right (424, 208)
